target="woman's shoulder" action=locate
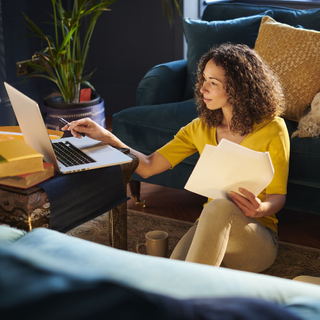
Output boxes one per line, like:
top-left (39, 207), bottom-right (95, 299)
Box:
top-left (269, 116), bottom-right (286, 126)
top-left (254, 116), bottom-right (287, 134)
top-left (181, 117), bottom-right (203, 131)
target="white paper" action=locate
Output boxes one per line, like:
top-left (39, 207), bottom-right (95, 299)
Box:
top-left (184, 139), bottom-right (274, 199)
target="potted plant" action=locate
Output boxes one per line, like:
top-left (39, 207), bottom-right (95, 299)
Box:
top-left (22, 0), bottom-right (117, 135)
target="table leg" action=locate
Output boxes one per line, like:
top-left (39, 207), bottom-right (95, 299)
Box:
top-left (108, 201), bottom-right (127, 250)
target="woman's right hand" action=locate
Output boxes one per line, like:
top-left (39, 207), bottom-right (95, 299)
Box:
top-left (63, 117), bottom-right (127, 148)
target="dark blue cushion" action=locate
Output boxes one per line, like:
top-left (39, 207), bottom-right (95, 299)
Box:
top-left (182, 11), bottom-right (273, 100)
top-left (136, 60), bottom-right (187, 106)
top-left (284, 119), bottom-right (320, 183)
top-left (203, 2), bottom-right (320, 31)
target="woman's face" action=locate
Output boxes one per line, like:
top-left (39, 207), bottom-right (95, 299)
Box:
top-left (200, 59), bottom-right (232, 111)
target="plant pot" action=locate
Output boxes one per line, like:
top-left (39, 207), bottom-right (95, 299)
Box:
top-left (41, 93), bottom-right (105, 137)
top-left (44, 92), bottom-right (101, 109)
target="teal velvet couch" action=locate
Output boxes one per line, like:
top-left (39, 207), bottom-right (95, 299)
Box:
top-left (113, 2), bottom-right (320, 215)
top-left (1, 224), bottom-right (320, 319)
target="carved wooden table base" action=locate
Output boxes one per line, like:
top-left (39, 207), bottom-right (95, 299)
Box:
top-left (0, 185), bottom-right (50, 231)
top-left (0, 150), bottom-right (138, 251)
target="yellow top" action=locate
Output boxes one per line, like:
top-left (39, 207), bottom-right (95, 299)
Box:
top-left (157, 116), bottom-right (290, 233)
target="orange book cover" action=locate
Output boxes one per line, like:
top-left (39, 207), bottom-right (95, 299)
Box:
top-left (0, 162), bottom-right (54, 189)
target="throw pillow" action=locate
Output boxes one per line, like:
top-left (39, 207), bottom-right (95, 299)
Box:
top-left (182, 10), bottom-right (274, 100)
top-left (254, 16), bottom-right (320, 121)
top-left (291, 92), bottom-right (320, 138)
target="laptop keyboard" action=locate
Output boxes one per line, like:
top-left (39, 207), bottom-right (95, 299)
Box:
top-left (53, 141), bottom-right (96, 167)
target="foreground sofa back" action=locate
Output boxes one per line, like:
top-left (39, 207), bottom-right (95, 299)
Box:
top-left (112, 2), bottom-right (320, 215)
top-left (1, 225), bottom-right (320, 319)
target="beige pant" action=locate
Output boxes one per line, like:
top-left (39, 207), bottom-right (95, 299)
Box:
top-left (170, 198), bottom-right (278, 273)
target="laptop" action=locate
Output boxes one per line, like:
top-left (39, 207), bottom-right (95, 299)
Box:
top-left (4, 82), bottom-right (132, 174)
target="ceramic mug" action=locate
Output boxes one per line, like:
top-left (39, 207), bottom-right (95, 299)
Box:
top-left (136, 230), bottom-right (169, 257)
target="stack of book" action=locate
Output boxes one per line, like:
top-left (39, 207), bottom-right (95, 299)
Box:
top-left (0, 140), bottom-right (55, 189)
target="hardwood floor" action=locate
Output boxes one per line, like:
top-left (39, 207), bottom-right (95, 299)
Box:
top-left (127, 182), bottom-right (320, 250)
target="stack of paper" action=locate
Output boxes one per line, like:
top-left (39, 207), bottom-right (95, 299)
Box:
top-left (185, 139), bottom-right (274, 199)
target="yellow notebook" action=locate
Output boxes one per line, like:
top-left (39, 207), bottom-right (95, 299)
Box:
top-left (0, 140), bottom-right (44, 178)
top-left (0, 162), bottom-right (54, 188)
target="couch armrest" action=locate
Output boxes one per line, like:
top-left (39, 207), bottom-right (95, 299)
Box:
top-left (136, 60), bottom-right (187, 106)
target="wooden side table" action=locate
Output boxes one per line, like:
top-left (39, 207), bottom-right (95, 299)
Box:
top-left (0, 150), bottom-right (138, 251)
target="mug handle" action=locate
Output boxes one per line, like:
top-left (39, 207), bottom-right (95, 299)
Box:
top-left (136, 243), bottom-right (146, 254)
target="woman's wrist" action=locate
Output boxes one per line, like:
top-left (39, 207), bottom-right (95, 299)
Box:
top-left (102, 130), bottom-right (128, 149)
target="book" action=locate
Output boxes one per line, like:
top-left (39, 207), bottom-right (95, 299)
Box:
top-left (0, 126), bottom-right (64, 141)
top-left (0, 162), bottom-right (54, 189)
top-left (185, 139), bottom-right (274, 200)
top-left (0, 140), bottom-right (44, 178)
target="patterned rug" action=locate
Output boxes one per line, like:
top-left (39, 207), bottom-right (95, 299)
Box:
top-left (67, 209), bottom-right (320, 280)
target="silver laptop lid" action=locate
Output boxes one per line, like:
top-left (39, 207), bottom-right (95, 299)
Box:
top-left (4, 82), bottom-right (60, 170)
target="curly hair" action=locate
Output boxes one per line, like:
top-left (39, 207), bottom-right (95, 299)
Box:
top-left (195, 43), bottom-right (285, 135)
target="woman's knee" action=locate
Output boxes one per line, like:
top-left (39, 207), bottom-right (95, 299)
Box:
top-left (201, 198), bottom-right (239, 222)
top-left (170, 221), bottom-right (198, 260)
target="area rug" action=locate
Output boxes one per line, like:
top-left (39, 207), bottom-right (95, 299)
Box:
top-left (67, 209), bottom-right (320, 280)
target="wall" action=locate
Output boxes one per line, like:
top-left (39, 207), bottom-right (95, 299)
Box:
top-left (86, 0), bottom-right (183, 116)
top-left (0, 0), bottom-right (54, 125)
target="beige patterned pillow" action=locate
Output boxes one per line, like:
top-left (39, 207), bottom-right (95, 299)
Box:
top-left (254, 16), bottom-right (320, 121)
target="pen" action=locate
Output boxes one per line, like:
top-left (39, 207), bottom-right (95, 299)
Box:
top-left (58, 117), bottom-right (86, 137)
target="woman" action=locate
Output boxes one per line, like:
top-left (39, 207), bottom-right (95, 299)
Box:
top-left (63, 43), bottom-right (289, 272)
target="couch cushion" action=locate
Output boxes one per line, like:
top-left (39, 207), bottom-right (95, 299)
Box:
top-left (284, 119), bottom-right (320, 183)
top-left (203, 2), bottom-right (320, 31)
top-left (136, 60), bottom-right (187, 106)
top-left (254, 16), bottom-right (320, 121)
top-left (0, 236), bottom-right (306, 320)
top-left (289, 134), bottom-right (320, 183)
top-left (113, 99), bottom-right (199, 166)
top-left (182, 11), bottom-right (273, 100)
top-left (4, 228), bottom-right (320, 303)
top-left (0, 226), bottom-right (26, 244)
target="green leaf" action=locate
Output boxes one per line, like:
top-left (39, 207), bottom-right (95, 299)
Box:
top-left (22, 0), bottom-right (120, 103)
top-left (23, 13), bottom-right (46, 37)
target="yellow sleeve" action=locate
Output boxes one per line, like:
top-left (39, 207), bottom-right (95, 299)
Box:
top-left (265, 119), bottom-right (290, 195)
top-left (157, 119), bottom-right (199, 168)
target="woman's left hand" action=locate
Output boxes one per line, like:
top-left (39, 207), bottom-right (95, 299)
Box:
top-left (228, 188), bottom-right (263, 218)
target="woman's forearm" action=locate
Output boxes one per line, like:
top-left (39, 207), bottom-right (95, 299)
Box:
top-left (259, 194), bottom-right (286, 217)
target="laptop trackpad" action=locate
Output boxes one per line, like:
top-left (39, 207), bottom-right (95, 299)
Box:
top-left (82, 143), bottom-right (116, 157)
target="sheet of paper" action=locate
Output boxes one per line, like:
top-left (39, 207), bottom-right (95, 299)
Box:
top-left (184, 139), bottom-right (274, 199)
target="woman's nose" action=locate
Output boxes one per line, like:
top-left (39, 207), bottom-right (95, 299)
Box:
top-left (200, 83), bottom-right (207, 93)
